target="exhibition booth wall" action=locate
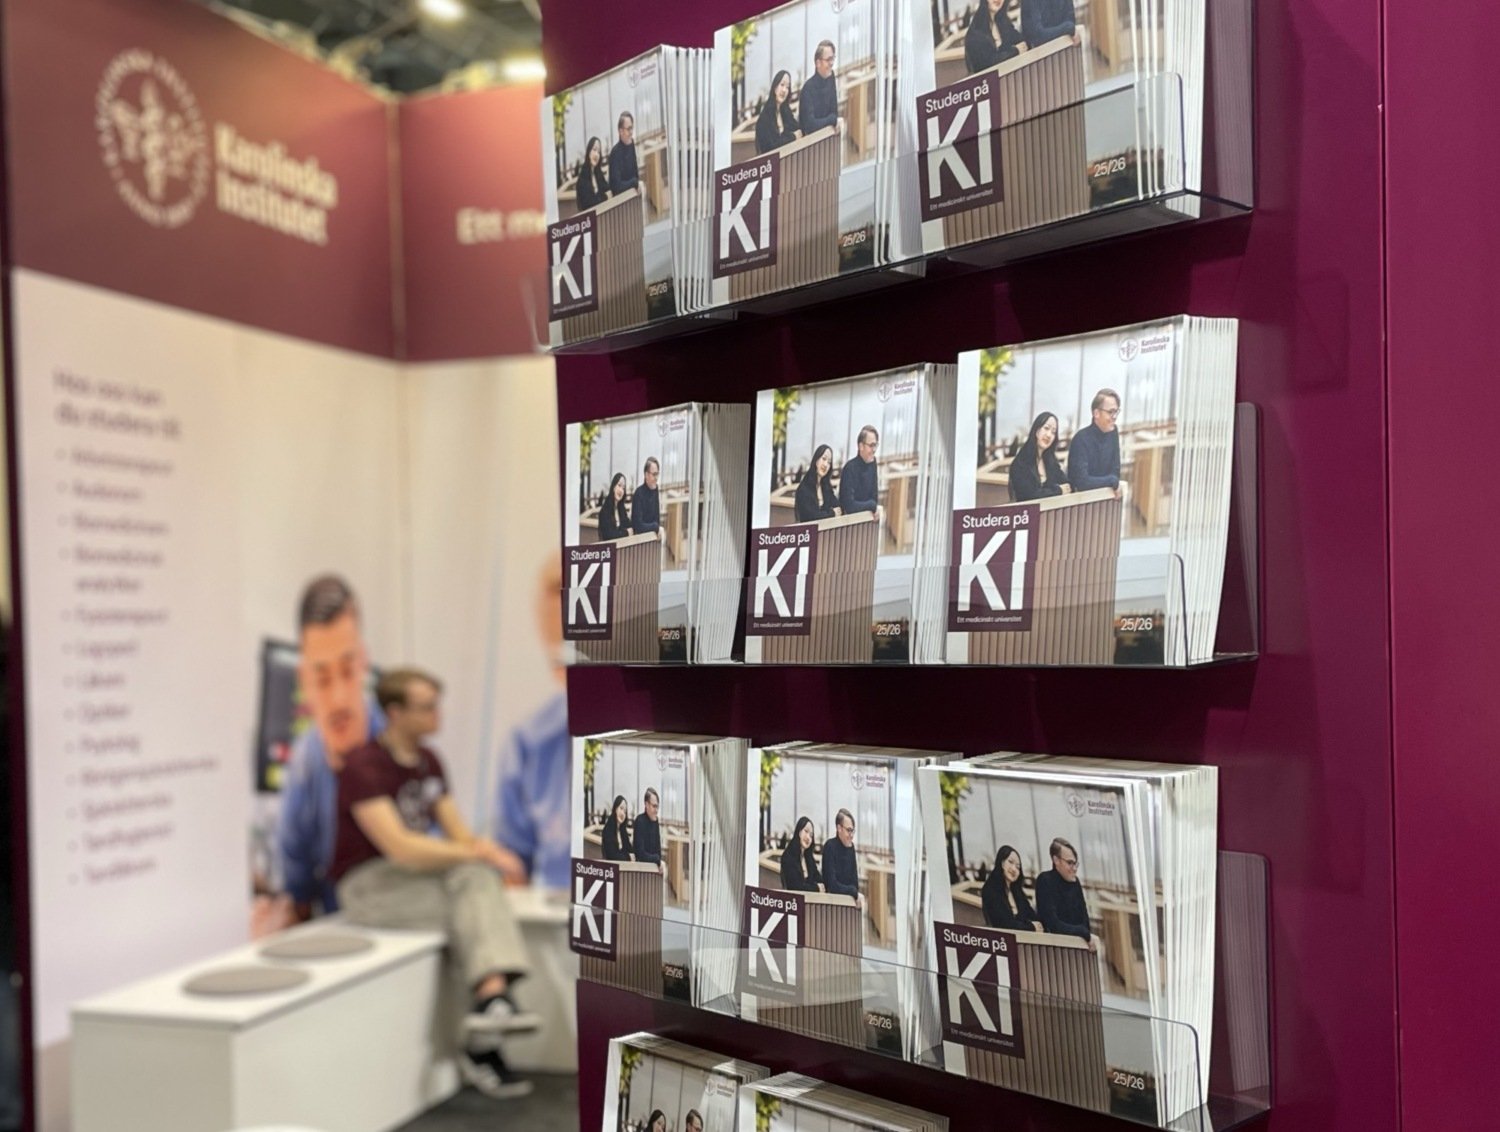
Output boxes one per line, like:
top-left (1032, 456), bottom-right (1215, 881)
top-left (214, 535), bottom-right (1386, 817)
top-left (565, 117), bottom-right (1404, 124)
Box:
top-left (0, 0), bottom-right (555, 1127)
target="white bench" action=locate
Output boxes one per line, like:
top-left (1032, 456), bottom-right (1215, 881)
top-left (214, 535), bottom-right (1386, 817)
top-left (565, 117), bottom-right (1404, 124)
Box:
top-left (70, 922), bottom-right (459, 1132)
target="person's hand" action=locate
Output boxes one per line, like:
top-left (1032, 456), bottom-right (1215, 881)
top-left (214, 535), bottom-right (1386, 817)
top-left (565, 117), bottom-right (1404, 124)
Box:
top-left (1032, 921), bottom-right (1044, 932)
top-left (1072, 32), bottom-right (1082, 45)
top-left (472, 838), bottom-right (529, 885)
top-left (1060, 484), bottom-right (1073, 494)
top-left (1087, 937), bottom-right (1098, 953)
top-left (251, 894), bottom-right (297, 939)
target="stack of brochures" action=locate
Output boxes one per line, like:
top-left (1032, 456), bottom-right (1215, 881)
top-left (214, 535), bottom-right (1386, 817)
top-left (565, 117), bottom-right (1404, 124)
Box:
top-left (741, 1073), bottom-right (949, 1132)
top-left (541, 46), bottom-right (715, 346)
top-left (604, 1033), bottom-right (769, 1132)
top-left (739, 742), bottom-right (954, 1059)
top-left (918, 754), bottom-right (1218, 1123)
top-left (946, 316), bottom-right (1239, 667)
top-left (745, 364), bottom-right (956, 665)
top-left (570, 731), bottom-right (748, 1009)
top-left (563, 402), bottom-right (749, 665)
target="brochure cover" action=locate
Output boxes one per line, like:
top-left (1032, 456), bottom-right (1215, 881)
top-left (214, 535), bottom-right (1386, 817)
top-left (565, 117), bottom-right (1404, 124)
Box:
top-left (948, 317), bottom-right (1237, 666)
top-left (746, 366), bottom-right (954, 665)
top-left (563, 403), bottom-right (749, 665)
top-left (710, 0), bottom-right (932, 302)
top-left (571, 732), bottom-right (748, 1008)
top-left (741, 1074), bottom-right (948, 1132)
top-left (740, 743), bottom-right (949, 1058)
top-left (919, 0), bottom-right (1200, 251)
top-left (604, 1034), bottom-right (768, 1132)
top-left (543, 47), bottom-right (687, 343)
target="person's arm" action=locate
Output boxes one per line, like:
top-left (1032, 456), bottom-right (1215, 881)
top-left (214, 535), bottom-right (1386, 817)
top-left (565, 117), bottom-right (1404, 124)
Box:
top-left (352, 796), bottom-right (482, 872)
top-left (636, 819), bottom-right (662, 865)
top-left (436, 795), bottom-right (524, 881)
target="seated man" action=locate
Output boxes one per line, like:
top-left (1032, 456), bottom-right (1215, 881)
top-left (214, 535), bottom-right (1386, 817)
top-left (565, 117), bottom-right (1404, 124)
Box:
top-left (331, 666), bottom-right (539, 1100)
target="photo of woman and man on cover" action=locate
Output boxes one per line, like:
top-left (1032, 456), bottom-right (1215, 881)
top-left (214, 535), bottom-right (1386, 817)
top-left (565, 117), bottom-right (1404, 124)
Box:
top-left (581, 739), bottom-right (690, 913)
top-left (756, 372), bottom-right (926, 660)
top-left (973, 334), bottom-right (1179, 660)
top-left (612, 1048), bottom-right (729, 1132)
top-left (551, 59), bottom-right (668, 226)
top-left (754, 750), bottom-right (896, 957)
top-left (937, 771), bottom-right (1152, 1004)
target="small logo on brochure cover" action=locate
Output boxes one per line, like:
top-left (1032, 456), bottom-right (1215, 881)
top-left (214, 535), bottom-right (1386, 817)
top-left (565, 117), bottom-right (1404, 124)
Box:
top-left (562, 543), bottom-right (614, 640)
top-left (740, 887), bottom-right (806, 1002)
top-left (1066, 792), bottom-right (1087, 817)
top-left (570, 858), bottom-right (619, 961)
top-left (548, 211), bottom-right (599, 319)
top-left (746, 525), bottom-right (818, 635)
top-left (917, 72), bottom-right (1005, 223)
top-left (1119, 332), bottom-right (1171, 362)
top-left (948, 505), bottom-right (1039, 632)
top-left (713, 153), bottom-right (780, 277)
top-left (96, 49), bottom-right (210, 229)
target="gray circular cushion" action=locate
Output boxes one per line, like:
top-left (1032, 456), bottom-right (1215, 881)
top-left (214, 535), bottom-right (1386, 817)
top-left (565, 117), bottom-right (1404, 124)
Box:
top-left (259, 932), bottom-right (375, 961)
top-left (181, 965), bottom-right (311, 997)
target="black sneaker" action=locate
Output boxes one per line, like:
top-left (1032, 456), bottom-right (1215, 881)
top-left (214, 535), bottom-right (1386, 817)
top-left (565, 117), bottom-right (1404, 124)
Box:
top-left (464, 990), bottom-right (541, 1044)
top-left (458, 1049), bottom-right (533, 1100)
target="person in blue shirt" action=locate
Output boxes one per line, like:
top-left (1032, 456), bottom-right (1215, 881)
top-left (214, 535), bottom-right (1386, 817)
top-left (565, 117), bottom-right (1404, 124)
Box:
top-left (492, 558), bottom-right (572, 889)
top-left (838, 425), bottom-right (881, 516)
top-left (492, 692), bottom-right (571, 889)
top-left (1067, 388), bottom-right (1123, 496)
top-left (276, 575), bottom-right (385, 922)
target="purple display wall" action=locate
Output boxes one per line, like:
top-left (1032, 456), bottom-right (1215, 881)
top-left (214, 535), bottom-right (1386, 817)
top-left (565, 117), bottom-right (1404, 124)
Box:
top-left (545, 1), bottom-right (1402, 1130)
top-left (1386, 8), bottom-right (1500, 1131)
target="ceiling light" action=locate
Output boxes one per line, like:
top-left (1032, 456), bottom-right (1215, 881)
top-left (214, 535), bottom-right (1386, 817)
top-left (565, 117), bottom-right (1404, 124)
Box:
top-left (419, 0), bottom-right (466, 23)
top-left (501, 56), bottom-right (546, 83)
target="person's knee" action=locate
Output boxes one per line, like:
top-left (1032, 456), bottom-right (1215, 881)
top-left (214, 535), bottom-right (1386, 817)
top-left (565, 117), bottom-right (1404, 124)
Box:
top-left (448, 861), bottom-right (501, 892)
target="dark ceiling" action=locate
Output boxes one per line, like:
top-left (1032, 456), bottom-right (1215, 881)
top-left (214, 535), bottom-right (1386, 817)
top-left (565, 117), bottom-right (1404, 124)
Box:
top-left (199, 0), bottom-right (542, 94)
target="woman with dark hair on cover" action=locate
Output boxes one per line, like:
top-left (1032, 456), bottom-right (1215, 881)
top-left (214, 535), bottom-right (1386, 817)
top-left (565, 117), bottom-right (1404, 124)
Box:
top-left (755, 70), bottom-right (800, 154)
top-left (1008, 412), bottom-right (1073, 502)
top-left (576, 136), bottom-right (610, 210)
top-left (980, 844), bottom-right (1044, 931)
top-left (794, 444), bottom-right (840, 523)
top-left (965, 0), bottom-right (1025, 74)
top-left (779, 816), bottom-right (824, 892)
top-left (602, 795), bottom-right (634, 861)
top-left (598, 473), bottom-right (632, 540)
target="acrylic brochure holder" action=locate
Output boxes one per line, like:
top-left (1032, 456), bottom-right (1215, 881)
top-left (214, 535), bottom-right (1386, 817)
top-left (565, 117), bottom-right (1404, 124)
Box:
top-left (571, 850), bottom-right (1271, 1132)
top-left (531, 0), bottom-right (1254, 355)
top-left (562, 405), bottom-right (1258, 670)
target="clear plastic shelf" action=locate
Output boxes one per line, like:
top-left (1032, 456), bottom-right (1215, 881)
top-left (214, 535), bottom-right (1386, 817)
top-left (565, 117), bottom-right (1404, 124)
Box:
top-left (532, 0), bottom-right (1253, 356)
top-left (560, 405), bottom-right (1258, 670)
top-left (570, 849), bottom-right (1271, 1131)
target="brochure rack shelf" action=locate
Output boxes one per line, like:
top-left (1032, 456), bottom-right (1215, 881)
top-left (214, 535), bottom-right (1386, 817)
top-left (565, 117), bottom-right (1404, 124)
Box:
top-left (562, 404), bottom-right (1257, 671)
top-left (534, 0), bottom-right (1253, 357)
top-left (572, 850), bottom-right (1270, 1132)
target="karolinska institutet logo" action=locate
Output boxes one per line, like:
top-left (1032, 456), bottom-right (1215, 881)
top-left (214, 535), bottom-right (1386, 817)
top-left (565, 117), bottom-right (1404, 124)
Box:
top-left (96, 49), bottom-right (341, 245)
top-left (96, 50), bottom-right (209, 229)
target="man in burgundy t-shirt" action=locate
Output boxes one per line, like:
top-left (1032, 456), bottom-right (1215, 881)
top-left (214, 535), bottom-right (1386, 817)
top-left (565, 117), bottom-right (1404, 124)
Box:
top-left (331, 666), bottom-right (538, 1101)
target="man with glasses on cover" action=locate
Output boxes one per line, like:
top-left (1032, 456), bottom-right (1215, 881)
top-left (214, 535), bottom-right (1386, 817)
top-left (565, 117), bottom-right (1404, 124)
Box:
top-left (608, 111), bottom-right (639, 197)
top-left (1034, 837), bottom-right (1096, 950)
top-left (1067, 388), bottom-right (1123, 497)
top-left (820, 808), bottom-right (863, 907)
top-left (798, 40), bottom-right (841, 137)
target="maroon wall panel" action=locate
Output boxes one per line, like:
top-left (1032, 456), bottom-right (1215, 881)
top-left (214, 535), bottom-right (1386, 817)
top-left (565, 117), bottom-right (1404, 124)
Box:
top-left (399, 84), bottom-right (546, 362)
top-left (1386, 7), bottom-right (1500, 1131)
top-left (3, 0), bottom-right (396, 357)
top-left (545, 0), bottom-right (1398, 1130)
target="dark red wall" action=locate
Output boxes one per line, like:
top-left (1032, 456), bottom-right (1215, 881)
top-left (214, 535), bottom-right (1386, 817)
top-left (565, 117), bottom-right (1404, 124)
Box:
top-left (399, 84), bottom-right (546, 362)
top-left (550, 1), bottom-right (1402, 1131)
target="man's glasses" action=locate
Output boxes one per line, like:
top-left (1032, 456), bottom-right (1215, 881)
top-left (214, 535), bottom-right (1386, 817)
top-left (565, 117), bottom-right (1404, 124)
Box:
top-left (1059, 856), bottom-right (1079, 868)
top-left (1099, 407), bottom-right (1120, 418)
